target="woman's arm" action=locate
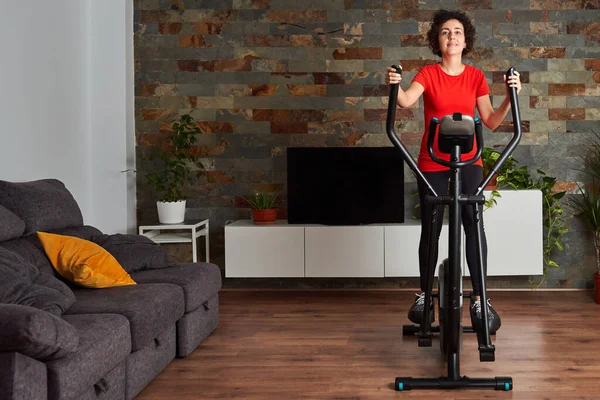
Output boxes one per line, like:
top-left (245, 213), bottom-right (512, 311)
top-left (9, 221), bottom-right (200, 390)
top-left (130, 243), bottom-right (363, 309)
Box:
top-left (398, 81), bottom-right (425, 108)
top-left (476, 71), bottom-right (522, 130)
top-left (476, 95), bottom-right (511, 130)
top-left (385, 67), bottom-right (425, 108)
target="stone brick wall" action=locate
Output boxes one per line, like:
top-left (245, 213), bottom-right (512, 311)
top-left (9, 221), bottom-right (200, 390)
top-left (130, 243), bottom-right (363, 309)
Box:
top-left (134, 0), bottom-right (600, 289)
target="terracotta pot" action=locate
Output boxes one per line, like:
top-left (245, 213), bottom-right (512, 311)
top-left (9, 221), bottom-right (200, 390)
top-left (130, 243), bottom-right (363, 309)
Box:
top-left (595, 273), bottom-right (600, 305)
top-left (251, 209), bottom-right (278, 225)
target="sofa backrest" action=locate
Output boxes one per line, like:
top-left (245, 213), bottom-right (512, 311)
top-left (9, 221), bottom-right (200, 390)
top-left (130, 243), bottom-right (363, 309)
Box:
top-left (0, 204), bottom-right (26, 242)
top-left (0, 179), bottom-right (84, 236)
top-left (0, 178), bottom-right (103, 277)
top-left (0, 179), bottom-right (109, 316)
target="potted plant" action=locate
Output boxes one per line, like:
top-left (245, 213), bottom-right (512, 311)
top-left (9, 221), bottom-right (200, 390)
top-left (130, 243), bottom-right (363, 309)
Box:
top-left (569, 136), bottom-right (600, 303)
top-left (145, 114), bottom-right (203, 224)
top-left (244, 190), bottom-right (279, 225)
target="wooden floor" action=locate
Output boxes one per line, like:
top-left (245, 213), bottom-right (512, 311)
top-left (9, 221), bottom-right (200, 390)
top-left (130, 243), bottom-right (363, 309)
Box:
top-left (137, 290), bottom-right (600, 400)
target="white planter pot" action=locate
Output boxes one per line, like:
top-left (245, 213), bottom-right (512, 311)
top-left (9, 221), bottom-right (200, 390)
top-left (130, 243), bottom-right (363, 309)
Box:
top-left (157, 200), bottom-right (186, 224)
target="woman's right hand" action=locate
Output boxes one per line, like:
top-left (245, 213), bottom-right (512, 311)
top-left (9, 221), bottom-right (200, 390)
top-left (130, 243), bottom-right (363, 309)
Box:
top-left (385, 65), bottom-right (402, 85)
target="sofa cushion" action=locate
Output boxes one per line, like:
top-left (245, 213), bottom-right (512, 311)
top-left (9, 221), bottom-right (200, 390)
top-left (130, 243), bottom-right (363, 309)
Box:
top-left (130, 263), bottom-right (222, 313)
top-left (37, 232), bottom-right (137, 289)
top-left (47, 313), bottom-right (131, 400)
top-left (65, 283), bottom-right (184, 351)
top-left (91, 233), bottom-right (171, 273)
top-left (0, 179), bottom-right (83, 235)
top-left (0, 247), bottom-right (75, 316)
top-left (0, 204), bottom-right (25, 242)
top-left (0, 304), bottom-right (79, 361)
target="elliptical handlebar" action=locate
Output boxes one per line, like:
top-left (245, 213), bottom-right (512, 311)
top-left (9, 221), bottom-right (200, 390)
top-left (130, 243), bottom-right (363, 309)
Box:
top-left (385, 65), bottom-right (439, 197)
top-left (385, 64), bottom-right (523, 195)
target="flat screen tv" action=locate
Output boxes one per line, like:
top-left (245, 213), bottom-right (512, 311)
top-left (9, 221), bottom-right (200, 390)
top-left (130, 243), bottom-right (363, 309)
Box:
top-left (287, 147), bottom-right (404, 225)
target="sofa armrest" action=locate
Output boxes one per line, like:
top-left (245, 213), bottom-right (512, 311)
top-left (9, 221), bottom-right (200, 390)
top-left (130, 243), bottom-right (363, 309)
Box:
top-left (0, 352), bottom-right (47, 400)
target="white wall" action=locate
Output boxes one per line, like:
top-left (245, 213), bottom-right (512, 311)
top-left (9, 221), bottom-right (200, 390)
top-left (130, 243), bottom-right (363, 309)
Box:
top-left (0, 1), bottom-right (135, 234)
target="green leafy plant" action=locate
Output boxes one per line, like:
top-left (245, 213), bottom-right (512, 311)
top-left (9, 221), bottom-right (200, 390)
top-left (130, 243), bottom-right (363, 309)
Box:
top-left (569, 136), bottom-right (600, 276)
top-left (244, 190), bottom-right (279, 210)
top-left (145, 114), bottom-right (203, 202)
top-left (535, 171), bottom-right (568, 288)
top-left (482, 147), bottom-right (517, 209)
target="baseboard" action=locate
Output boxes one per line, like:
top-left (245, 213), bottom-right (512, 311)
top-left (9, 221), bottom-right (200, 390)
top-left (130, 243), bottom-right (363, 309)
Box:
top-left (221, 287), bottom-right (592, 292)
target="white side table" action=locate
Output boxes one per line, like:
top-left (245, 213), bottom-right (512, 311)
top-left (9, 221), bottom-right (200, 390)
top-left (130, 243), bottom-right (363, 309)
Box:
top-left (139, 219), bottom-right (209, 263)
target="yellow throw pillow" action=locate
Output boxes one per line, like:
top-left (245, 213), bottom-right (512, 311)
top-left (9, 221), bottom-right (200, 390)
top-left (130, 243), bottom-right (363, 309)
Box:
top-left (37, 232), bottom-right (136, 289)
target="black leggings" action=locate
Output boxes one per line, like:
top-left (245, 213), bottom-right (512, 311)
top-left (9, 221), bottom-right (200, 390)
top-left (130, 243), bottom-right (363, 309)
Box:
top-left (417, 165), bottom-right (487, 296)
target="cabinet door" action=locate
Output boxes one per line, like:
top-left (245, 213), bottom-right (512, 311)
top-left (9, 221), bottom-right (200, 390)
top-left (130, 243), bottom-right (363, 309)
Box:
top-left (225, 223), bottom-right (305, 277)
top-left (305, 226), bottom-right (384, 277)
top-left (477, 190), bottom-right (543, 276)
top-left (384, 222), bottom-right (451, 277)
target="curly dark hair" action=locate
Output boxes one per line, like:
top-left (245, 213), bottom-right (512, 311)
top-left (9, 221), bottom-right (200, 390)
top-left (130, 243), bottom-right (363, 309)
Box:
top-left (427, 10), bottom-right (476, 58)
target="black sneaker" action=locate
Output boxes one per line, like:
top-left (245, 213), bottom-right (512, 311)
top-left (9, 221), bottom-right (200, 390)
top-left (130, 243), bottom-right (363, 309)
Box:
top-left (408, 293), bottom-right (435, 324)
top-left (470, 297), bottom-right (501, 334)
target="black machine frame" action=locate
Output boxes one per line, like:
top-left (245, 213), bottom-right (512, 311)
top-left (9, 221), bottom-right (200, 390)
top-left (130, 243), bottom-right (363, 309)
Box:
top-left (385, 65), bottom-right (522, 391)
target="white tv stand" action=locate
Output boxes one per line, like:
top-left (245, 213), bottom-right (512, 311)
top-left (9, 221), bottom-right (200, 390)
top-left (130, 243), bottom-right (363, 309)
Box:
top-left (225, 190), bottom-right (543, 279)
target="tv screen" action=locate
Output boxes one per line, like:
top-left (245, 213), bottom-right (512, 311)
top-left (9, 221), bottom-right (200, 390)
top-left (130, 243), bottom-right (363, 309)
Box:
top-left (287, 147), bottom-right (404, 225)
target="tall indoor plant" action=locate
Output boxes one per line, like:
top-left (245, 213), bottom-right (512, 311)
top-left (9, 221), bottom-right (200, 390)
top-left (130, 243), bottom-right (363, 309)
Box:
top-left (145, 114), bottom-right (203, 224)
top-left (569, 136), bottom-right (600, 303)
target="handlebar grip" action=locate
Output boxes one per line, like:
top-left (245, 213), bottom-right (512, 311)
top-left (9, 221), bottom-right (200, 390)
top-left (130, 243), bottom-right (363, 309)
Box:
top-left (387, 65), bottom-right (401, 131)
top-left (475, 117), bottom-right (482, 139)
top-left (388, 65), bottom-right (402, 98)
top-left (506, 67), bottom-right (518, 103)
top-left (426, 118), bottom-right (439, 161)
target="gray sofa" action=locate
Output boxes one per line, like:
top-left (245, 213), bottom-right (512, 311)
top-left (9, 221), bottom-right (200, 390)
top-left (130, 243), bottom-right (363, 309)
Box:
top-left (0, 179), bottom-right (222, 400)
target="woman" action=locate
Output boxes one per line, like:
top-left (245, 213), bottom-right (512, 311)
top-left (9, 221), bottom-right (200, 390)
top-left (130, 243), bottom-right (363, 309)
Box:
top-left (385, 9), bottom-right (521, 334)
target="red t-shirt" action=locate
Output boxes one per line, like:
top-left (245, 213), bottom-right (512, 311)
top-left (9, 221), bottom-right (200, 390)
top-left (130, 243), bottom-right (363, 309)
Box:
top-left (413, 63), bottom-right (490, 172)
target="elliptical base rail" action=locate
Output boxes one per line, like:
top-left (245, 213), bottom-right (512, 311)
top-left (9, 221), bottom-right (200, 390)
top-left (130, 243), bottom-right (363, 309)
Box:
top-left (395, 376), bottom-right (513, 391)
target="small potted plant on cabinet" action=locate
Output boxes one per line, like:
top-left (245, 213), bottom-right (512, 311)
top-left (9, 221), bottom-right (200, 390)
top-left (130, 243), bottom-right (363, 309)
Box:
top-left (145, 114), bottom-right (203, 224)
top-left (244, 190), bottom-right (279, 225)
top-left (569, 137), bottom-right (600, 304)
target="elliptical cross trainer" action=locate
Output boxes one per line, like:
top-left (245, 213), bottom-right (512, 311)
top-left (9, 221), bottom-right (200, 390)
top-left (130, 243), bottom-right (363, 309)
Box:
top-left (386, 65), bottom-right (522, 391)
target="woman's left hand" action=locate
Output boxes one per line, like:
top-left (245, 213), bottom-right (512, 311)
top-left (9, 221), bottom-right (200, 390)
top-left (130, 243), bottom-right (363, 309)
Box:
top-left (504, 70), bottom-right (522, 95)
